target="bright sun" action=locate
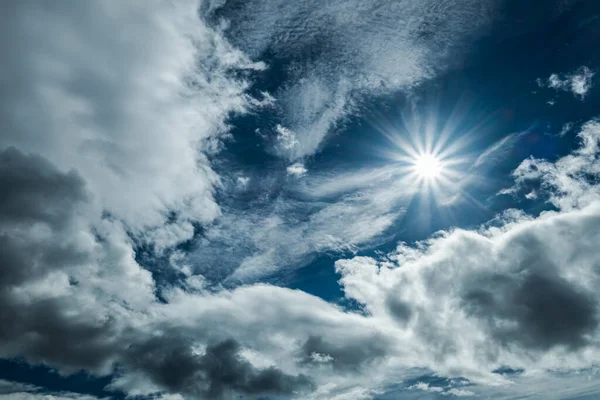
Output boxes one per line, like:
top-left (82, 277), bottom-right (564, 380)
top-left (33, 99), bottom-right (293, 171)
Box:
top-left (413, 153), bottom-right (442, 179)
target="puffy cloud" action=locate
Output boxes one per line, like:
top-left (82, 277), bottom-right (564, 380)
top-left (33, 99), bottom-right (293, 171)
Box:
top-left (115, 336), bottom-right (313, 399)
top-left (3, 1), bottom-right (600, 399)
top-left (335, 119), bottom-right (600, 384)
top-left (0, 145), bottom-right (388, 399)
top-left (0, 0), bottom-right (261, 249)
top-left (510, 119), bottom-right (600, 209)
top-left (0, 147), bottom-right (154, 373)
top-left (3, 117), bottom-right (600, 399)
top-left (539, 66), bottom-right (595, 99)
top-left (286, 163), bottom-right (308, 177)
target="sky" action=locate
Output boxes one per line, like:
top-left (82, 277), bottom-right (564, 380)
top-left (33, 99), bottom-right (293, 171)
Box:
top-left (1, 0), bottom-right (600, 399)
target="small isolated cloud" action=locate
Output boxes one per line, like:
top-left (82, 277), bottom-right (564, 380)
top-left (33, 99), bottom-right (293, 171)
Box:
top-left (310, 352), bottom-right (334, 364)
top-left (287, 162), bottom-right (308, 177)
top-left (559, 121), bottom-right (574, 136)
top-left (542, 66), bottom-right (594, 99)
top-left (237, 176), bottom-right (250, 187)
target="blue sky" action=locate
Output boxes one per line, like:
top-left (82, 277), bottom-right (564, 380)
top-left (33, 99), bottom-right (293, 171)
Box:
top-left (1, 1), bottom-right (600, 399)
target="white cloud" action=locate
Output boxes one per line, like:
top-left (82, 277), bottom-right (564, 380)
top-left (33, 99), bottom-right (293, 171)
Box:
top-left (310, 352), bottom-right (334, 364)
top-left (0, 0), bottom-right (260, 250)
top-left (334, 119), bottom-right (600, 389)
top-left (287, 162), bottom-right (308, 177)
top-left (559, 121), bottom-right (574, 136)
top-left (187, 166), bottom-right (409, 282)
top-left (237, 176), bottom-right (250, 187)
top-left (3, 117), bottom-right (600, 399)
top-left (510, 119), bottom-right (600, 210)
top-left (543, 66), bottom-right (594, 99)
top-left (3, 2), bottom-right (600, 399)
top-left (276, 124), bottom-right (301, 152)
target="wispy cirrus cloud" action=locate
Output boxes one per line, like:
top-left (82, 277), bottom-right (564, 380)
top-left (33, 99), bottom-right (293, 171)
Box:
top-left (208, 0), bottom-right (500, 161)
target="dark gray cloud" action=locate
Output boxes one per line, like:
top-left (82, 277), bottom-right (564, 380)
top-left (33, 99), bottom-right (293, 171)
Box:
top-left (463, 271), bottom-right (598, 350)
top-left (386, 296), bottom-right (413, 324)
top-left (300, 335), bottom-right (387, 372)
top-left (0, 147), bottom-right (319, 398)
top-left (124, 336), bottom-right (313, 399)
top-left (0, 147), bottom-right (89, 285)
top-left (0, 147), bottom-right (122, 372)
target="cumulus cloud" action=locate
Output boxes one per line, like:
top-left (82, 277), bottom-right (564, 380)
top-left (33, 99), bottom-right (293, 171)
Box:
top-left (0, 142), bottom-right (395, 399)
top-left (0, 145), bottom-right (386, 399)
top-left (335, 119), bottom-right (600, 385)
top-left (0, 2), bottom-right (334, 398)
top-left (3, 116), bottom-right (600, 399)
top-left (540, 66), bottom-right (595, 99)
top-left (286, 163), bottom-right (308, 177)
top-left (114, 336), bottom-right (313, 399)
top-left (208, 0), bottom-right (499, 160)
top-left (0, 147), bottom-right (154, 373)
top-left (0, 0), bottom-right (261, 250)
top-left (4, 1), bottom-right (600, 399)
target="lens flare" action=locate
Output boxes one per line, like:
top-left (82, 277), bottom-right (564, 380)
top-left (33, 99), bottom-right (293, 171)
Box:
top-left (413, 153), bottom-right (442, 179)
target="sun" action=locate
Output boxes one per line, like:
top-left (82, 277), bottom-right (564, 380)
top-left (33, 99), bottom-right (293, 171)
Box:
top-left (413, 153), bottom-right (442, 179)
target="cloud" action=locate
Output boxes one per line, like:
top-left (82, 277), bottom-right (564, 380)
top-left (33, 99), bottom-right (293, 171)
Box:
top-left (335, 119), bottom-right (600, 385)
top-left (0, 147), bottom-right (155, 373)
top-left (0, 148), bottom-right (395, 399)
top-left (0, 147), bottom-right (387, 397)
top-left (0, 379), bottom-right (101, 400)
top-left (186, 166), bottom-right (409, 283)
top-left (0, 381), bottom-right (39, 396)
top-left (3, 2), bottom-right (600, 399)
top-left (3, 117), bottom-right (600, 399)
top-left (509, 119), bottom-right (600, 210)
top-left (286, 163), bottom-right (308, 177)
top-left (540, 66), bottom-right (595, 99)
top-left (406, 381), bottom-right (474, 397)
top-left (115, 336), bottom-right (313, 399)
top-left (0, 0), bottom-right (260, 250)
top-left (208, 0), bottom-right (499, 160)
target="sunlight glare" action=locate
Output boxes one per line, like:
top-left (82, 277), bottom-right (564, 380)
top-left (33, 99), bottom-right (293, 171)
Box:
top-left (413, 153), bottom-right (442, 179)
